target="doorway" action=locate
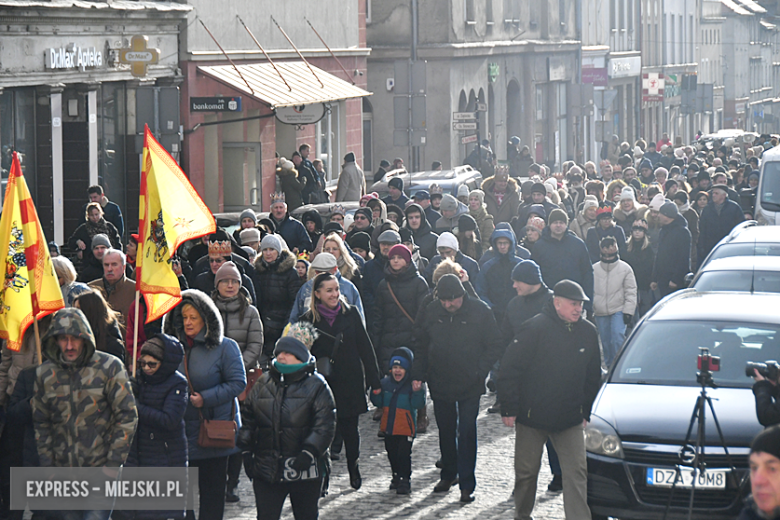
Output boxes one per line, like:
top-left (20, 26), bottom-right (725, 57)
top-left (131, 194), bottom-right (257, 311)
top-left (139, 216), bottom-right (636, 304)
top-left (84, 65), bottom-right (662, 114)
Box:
top-left (222, 143), bottom-right (261, 212)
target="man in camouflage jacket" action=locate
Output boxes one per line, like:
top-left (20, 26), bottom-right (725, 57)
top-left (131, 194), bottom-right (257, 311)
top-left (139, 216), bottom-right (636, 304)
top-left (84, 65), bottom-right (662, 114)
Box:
top-left (32, 307), bottom-right (137, 468)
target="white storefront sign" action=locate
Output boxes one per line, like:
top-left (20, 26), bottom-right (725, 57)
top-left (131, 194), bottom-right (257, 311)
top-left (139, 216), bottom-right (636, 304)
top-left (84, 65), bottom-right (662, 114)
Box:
top-left (45, 45), bottom-right (104, 71)
top-left (609, 56), bottom-right (641, 79)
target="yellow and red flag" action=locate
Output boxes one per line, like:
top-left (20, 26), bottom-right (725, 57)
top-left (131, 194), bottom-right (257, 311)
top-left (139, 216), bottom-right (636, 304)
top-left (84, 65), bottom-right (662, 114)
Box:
top-left (137, 125), bottom-right (215, 322)
top-left (0, 152), bottom-right (65, 351)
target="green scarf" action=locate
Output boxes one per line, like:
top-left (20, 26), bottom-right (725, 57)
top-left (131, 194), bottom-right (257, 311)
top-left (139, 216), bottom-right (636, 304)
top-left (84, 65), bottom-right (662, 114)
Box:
top-left (273, 360), bottom-right (308, 374)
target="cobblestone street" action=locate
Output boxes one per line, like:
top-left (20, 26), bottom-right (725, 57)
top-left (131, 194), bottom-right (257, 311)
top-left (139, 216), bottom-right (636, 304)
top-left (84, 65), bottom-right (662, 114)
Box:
top-left (225, 396), bottom-right (564, 520)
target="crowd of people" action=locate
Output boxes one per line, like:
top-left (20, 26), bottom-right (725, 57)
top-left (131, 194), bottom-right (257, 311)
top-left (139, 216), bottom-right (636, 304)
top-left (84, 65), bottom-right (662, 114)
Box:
top-left (0, 131), bottom-right (774, 520)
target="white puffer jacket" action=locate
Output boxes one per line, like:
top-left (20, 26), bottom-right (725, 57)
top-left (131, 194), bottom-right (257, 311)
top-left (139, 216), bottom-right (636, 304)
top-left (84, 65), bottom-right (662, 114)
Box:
top-left (593, 259), bottom-right (638, 317)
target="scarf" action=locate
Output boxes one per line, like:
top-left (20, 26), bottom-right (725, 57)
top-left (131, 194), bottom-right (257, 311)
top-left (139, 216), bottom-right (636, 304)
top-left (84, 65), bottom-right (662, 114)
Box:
top-left (317, 302), bottom-right (341, 327)
top-left (273, 360), bottom-right (308, 374)
top-left (85, 218), bottom-right (111, 240)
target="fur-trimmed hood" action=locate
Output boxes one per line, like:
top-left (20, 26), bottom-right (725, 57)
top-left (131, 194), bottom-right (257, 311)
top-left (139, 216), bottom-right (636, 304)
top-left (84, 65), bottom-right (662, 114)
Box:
top-left (481, 175), bottom-right (519, 194)
top-left (253, 248), bottom-right (296, 274)
top-left (163, 289), bottom-right (224, 350)
top-left (614, 202), bottom-right (648, 221)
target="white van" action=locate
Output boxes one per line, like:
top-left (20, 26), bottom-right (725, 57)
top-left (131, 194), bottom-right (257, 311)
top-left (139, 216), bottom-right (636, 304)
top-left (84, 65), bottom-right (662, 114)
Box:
top-left (756, 144), bottom-right (780, 225)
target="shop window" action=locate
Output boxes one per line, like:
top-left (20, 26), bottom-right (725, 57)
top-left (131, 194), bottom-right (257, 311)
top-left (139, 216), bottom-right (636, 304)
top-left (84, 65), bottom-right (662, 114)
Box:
top-left (315, 102), bottom-right (341, 183)
top-left (98, 83), bottom-right (126, 218)
top-left (0, 88), bottom-right (37, 203)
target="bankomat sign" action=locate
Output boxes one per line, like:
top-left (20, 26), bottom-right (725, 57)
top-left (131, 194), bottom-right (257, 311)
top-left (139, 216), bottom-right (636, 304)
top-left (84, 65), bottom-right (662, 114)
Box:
top-left (45, 45), bottom-right (104, 71)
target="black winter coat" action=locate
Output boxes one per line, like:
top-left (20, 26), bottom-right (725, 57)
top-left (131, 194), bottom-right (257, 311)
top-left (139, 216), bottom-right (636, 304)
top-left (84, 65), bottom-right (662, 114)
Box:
top-left (373, 263), bottom-right (430, 367)
top-left (7, 366), bottom-right (39, 467)
top-left (252, 250), bottom-right (304, 343)
top-left (405, 217), bottom-right (439, 261)
top-left (652, 214), bottom-right (692, 295)
top-left (413, 294), bottom-right (503, 402)
top-left (498, 300), bottom-right (602, 432)
top-left (362, 254), bottom-right (388, 334)
top-left (697, 199), bottom-right (745, 262)
top-left (623, 244), bottom-right (655, 291)
top-left (300, 304), bottom-right (381, 418)
top-left (501, 286), bottom-right (553, 346)
top-left (238, 360), bottom-right (336, 485)
top-left (126, 333), bottom-right (188, 469)
top-left (531, 228), bottom-right (594, 302)
top-left (753, 380), bottom-right (780, 427)
top-left (585, 224), bottom-right (627, 263)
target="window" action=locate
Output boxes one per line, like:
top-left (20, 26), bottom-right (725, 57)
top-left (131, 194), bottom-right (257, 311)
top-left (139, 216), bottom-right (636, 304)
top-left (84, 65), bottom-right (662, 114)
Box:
top-left (466, 0), bottom-right (476, 24)
top-left (618, 0), bottom-right (624, 31)
top-left (0, 88), bottom-right (37, 203)
top-left (487, 0), bottom-right (494, 25)
top-left (366, 0), bottom-right (371, 23)
top-left (610, 0), bottom-right (616, 31)
top-left (627, 0), bottom-right (634, 32)
top-left (504, 0), bottom-right (519, 23)
top-left (529, 0), bottom-right (539, 25)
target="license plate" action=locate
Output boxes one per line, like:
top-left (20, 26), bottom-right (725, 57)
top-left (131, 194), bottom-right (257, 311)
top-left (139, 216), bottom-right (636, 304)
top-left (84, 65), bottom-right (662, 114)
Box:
top-left (646, 467), bottom-right (728, 489)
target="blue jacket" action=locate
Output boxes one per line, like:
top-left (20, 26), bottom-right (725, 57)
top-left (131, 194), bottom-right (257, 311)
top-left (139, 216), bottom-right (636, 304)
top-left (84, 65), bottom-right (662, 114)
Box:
top-left (163, 290), bottom-right (247, 460)
top-left (423, 251), bottom-right (480, 287)
top-left (476, 228), bottom-right (524, 319)
top-left (273, 214), bottom-right (313, 253)
top-left (127, 333), bottom-right (188, 468)
top-left (585, 224), bottom-right (627, 263)
top-left (531, 227), bottom-right (594, 303)
top-left (289, 272), bottom-right (364, 325)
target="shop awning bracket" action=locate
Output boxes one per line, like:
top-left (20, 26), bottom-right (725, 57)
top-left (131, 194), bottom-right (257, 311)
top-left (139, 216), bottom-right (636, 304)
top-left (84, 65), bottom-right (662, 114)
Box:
top-left (304, 17), bottom-right (357, 86)
top-left (270, 15), bottom-right (325, 89)
top-left (185, 112), bottom-right (275, 134)
top-left (236, 15), bottom-right (293, 93)
top-left (199, 18), bottom-right (255, 95)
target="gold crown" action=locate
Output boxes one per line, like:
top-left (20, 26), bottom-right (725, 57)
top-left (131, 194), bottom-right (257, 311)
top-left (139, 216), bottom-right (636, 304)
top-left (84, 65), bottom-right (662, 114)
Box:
top-left (331, 204), bottom-right (346, 216)
top-left (271, 191), bottom-right (286, 204)
top-left (208, 240), bottom-right (232, 257)
top-left (429, 184), bottom-right (444, 195)
top-left (297, 251), bottom-right (310, 262)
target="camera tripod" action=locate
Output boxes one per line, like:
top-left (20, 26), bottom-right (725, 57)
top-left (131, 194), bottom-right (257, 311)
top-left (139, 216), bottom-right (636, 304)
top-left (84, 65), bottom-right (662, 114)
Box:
top-left (661, 368), bottom-right (737, 520)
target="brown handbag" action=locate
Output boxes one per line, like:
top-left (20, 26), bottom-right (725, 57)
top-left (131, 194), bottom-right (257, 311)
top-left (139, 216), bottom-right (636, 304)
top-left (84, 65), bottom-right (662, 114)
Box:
top-left (239, 367), bottom-right (263, 401)
top-left (184, 350), bottom-right (237, 449)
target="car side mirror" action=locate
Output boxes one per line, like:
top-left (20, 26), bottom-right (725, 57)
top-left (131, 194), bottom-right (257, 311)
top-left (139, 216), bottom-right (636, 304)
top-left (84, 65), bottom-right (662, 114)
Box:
top-left (684, 272), bottom-right (695, 287)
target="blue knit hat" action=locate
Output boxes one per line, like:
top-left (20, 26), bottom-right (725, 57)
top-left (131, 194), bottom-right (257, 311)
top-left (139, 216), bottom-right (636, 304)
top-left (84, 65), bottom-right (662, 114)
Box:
top-left (274, 336), bottom-right (311, 363)
top-left (388, 346), bottom-right (414, 371)
top-left (511, 260), bottom-right (543, 285)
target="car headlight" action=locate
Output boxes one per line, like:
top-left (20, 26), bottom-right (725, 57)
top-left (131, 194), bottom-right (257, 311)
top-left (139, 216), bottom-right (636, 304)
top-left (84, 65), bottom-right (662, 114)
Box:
top-left (584, 415), bottom-right (624, 458)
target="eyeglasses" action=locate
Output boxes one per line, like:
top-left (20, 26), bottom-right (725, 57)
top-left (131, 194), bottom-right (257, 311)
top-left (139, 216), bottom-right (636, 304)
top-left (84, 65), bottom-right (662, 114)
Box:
top-left (631, 227), bottom-right (646, 232)
top-left (138, 361), bottom-right (159, 369)
top-left (354, 215), bottom-right (368, 221)
top-left (209, 258), bottom-right (226, 264)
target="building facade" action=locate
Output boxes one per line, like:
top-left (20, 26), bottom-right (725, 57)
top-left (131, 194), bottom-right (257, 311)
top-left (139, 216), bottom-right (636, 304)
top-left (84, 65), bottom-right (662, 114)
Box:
top-left (0, 0), bottom-right (189, 244)
top-left (367, 0), bottom-right (580, 173)
top-left (581, 0), bottom-right (642, 161)
top-left (179, 0), bottom-right (370, 213)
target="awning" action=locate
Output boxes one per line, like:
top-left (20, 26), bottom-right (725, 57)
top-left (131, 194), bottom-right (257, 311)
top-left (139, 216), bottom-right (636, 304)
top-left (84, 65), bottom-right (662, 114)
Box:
top-left (197, 61), bottom-right (371, 109)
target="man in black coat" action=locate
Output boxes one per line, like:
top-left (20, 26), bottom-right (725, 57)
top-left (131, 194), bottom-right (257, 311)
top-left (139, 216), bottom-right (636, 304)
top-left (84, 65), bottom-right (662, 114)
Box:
top-left (651, 201), bottom-right (691, 298)
top-left (498, 280), bottom-right (601, 520)
top-left (697, 184), bottom-right (744, 263)
top-left (531, 209), bottom-right (594, 312)
top-left (499, 261), bottom-right (564, 490)
top-left (412, 275), bottom-right (503, 503)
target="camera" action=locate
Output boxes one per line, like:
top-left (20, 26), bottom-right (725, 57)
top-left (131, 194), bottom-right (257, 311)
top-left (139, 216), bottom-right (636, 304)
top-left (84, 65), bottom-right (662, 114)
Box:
top-left (746, 361), bottom-right (780, 380)
top-left (697, 348), bottom-right (721, 373)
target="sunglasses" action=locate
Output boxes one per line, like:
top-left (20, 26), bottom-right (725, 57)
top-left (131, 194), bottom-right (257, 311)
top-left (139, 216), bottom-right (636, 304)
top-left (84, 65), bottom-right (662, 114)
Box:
top-left (138, 361), bottom-right (159, 369)
top-left (354, 215), bottom-right (368, 220)
top-left (631, 227), bottom-right (647, 232)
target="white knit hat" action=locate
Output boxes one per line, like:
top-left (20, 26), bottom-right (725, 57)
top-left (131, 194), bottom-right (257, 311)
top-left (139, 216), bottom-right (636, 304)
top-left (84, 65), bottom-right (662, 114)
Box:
top-left (436, 232), bottom-right (459, 252)
top-left (619, 187), bottom-right (636, 202)
top-left (649, 193), bottom-right (666, 212)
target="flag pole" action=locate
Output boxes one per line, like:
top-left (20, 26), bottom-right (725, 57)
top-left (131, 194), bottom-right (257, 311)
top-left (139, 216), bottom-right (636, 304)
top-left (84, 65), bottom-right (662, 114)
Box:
top-left (132, 291), bottom-right (140, 377)
top-left (33, 316), bottom-right (42, 366)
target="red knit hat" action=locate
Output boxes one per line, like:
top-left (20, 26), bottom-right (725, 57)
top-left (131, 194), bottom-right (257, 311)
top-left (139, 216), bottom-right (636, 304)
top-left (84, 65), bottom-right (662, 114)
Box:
top-left (388, 244), bottom-right (412, 266)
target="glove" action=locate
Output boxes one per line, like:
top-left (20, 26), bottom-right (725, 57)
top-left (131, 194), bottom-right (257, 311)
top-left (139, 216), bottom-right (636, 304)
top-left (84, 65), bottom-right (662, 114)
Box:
top-left (129, 377), bottom-right (140, 397)
top-left (291, 450), bottom-right (315, 472)
top-left (242, 452), bottom-right (255, 481)
top-left (623, 314), bottom-right (633, 326)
